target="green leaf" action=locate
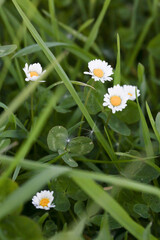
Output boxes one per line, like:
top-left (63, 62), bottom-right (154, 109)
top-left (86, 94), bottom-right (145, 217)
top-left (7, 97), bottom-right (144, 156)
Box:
top-left (74, 201), bottom-right (85, 218)
top-left (0, 44), bottom-right (17, 57)
top-left (47, 126), bottom-right (68, 152)
top-left (54, 191), bottom-right (70, 212)
top-left (147, 33), bottom-right (160, 60)
top-left (99, 112), bottom-right (131, 136)
top-left (43, 220), bottom-right (57, 238)
top-left (0, 216), bottom-right (43, 240)
top-left (0, 130), bottom-right (27, 139)
top-left (84, 79), bottom-right (105, 115)
top-left (142, 193), bottom-right (160, 213)
top-left (120, 161), bottom-right (159, 183)
top-left (58, 150), bottom-right (78, 167)
top-left (67, 136), bottom-right (94, 155)
top-left (133, 204), bottom-right (150, 219)
top-left (116, 101), bottom-right (140, 124)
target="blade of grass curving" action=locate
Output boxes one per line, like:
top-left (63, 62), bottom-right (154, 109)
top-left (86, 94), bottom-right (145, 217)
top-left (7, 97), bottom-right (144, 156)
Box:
top-left (0, 85), bottom-right (65, 185)
top-left (47, 80), bottom-right (96, 91)
top-left (1, 155), bottom-right (160, 199)
top-left (146, 102), bottom-right (160, 145)
top-left (13, 42), bottom-right (95, 62)
top-left (73, 177), bottom-right (157, 240)
top-left (114, 34), bottom-right (121, 85)
top-left (12, 0), bottom-right (117, 165)
top-left (78, 19), bottom-right (94, 32)
top-left (84, 0), bottom-right (111, 50)
top-left (48, 0), bottom-right (59, 42)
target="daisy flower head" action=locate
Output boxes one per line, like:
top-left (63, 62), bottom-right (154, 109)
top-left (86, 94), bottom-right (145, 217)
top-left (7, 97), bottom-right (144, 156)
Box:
top-left (84, 59), bottom-right (113, 83)
top-left (103, 84), bottom-right (128, 114)
top-left (32, 190), bottom-right (55, 210)
top-left (23, 63), bottom-right (46, 82)
top-left (123, 85), bottom-right (140, 101)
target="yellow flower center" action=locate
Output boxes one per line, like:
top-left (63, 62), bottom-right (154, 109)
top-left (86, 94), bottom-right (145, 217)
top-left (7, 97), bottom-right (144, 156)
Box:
top-left (128, 93), bottom-right (132, 96)
top-left (40, 198), bottom-right (50, 207)
top-left (110, 96), bottom-right (122, 106)
top-left (30, 71), bottom-right (39, 77)
top-left (93, 69), bottom-right (104, 78)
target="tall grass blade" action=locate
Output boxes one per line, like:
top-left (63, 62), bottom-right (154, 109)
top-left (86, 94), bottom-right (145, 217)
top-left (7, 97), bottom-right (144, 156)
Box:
top-left (84, 0), bottom-right (111, 50)
top-left (114, 33), bottom-right (121, 85)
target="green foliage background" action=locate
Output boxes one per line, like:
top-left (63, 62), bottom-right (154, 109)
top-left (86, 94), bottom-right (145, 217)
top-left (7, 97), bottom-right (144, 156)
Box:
top-left (0, 0), bottom-right (160, 239)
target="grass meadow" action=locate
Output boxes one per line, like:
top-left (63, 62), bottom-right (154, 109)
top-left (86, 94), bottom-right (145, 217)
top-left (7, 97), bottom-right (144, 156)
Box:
top-left (1, 0), bottom-right (160, 239)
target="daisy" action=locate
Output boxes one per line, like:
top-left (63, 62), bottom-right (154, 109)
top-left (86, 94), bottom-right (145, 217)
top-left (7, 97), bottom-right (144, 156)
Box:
top-left (84, 59), bottom-right (113, 83)
top-left (123, 85), bottom-right (140, 101)
top-left (23, 63), bottom-right (46, 82)
top-left (103, 84), bottom-right (128, 114)
top-left (32, 190), bottom-right (55, 210)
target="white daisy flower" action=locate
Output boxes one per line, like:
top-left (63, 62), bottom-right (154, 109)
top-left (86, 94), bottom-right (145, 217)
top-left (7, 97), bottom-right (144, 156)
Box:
top-left (84, 59), bottom-right (113, 83)
top-left (123, 85), bottom-right (140, 101)
top-left (103, 84), bottom-right (128, 114)
top-left (23, 63), bottom-right (46, 82)
top-left (32, 190), bottom-right (55, 210)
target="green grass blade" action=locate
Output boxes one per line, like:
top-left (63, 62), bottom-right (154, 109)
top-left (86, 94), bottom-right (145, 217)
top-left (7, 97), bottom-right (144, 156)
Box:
top-left (114, 33), bottom-right (121, 85)
top-left (78, 19), bottom-right (94, 32)
top-left (136, 98), bottom-right (154, 157)
top-left (48, 0), bottom-right (59, 42)
top-left (84, 0), bottom-right (111, 50)
top-left (146, 102), bottom-right (160, 144)
top-left (1, 156), bottom-right (160, 199)
top-left (143, 222), bottom-right (152, 240)
top-left (94, 213), bottom-right (112, 240)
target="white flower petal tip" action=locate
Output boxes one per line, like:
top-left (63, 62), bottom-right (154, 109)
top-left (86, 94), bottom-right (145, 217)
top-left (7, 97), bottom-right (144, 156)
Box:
top-left (32, 190), bottom-right (55, 210)
top-left (123, 85), bottom-right (140, 101)
top-left (103, 85), bottom-right (128, 114)
top-left (84, 59), bottom-right (113, 83)
top-left (23, 63), bottom-right (46, 82)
